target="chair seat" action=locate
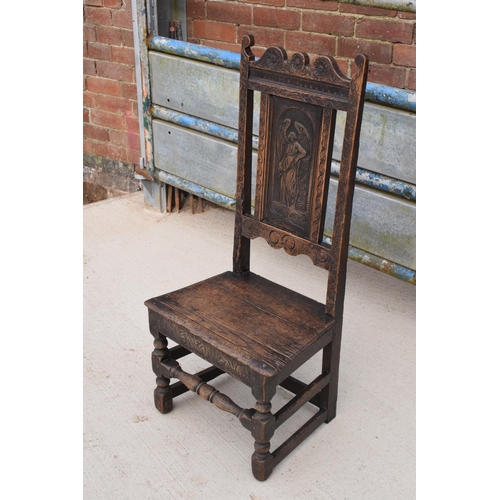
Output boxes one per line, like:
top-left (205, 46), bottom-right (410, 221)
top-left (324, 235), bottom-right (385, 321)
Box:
top-left (145, 271), bottom-right (335, 383)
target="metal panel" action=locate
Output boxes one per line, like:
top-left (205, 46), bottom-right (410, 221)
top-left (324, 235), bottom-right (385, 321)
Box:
top-left (149, 52), bottom-right (415, 183)
top-left (150, 52), bottom-right (260, 135)
top-left (152, 119), bottom-right (251, 197)
top-left (333, 105), bottom-right (416, 184)
top-left (152, 120), bottom-right (415, 270)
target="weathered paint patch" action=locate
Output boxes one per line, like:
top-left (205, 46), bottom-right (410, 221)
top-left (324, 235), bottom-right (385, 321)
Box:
top-left (151, 105), bottom-right (259, 149)
top-left (149, 37), bottom-right (241, 70)
top-left (365, 82), bottom-right (416, 113)
top-left (152, 105), bottom-right (415, 201)
top-left (148, 38), bottom-right (416, 113)
top-left (152, 171), bottom-right (415, 284)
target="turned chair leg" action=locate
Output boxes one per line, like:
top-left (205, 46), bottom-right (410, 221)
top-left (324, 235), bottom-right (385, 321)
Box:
top-left (251, 401), bottom-right (276, 481)
top-left (152, 334), bottom-right (173, 414)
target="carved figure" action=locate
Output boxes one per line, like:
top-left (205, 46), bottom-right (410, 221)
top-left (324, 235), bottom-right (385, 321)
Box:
top-left (277, 119), bottom-right (310, 208)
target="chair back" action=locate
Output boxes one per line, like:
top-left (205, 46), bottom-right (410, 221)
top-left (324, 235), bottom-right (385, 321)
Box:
top-left (233, 35), bottom-right (368, 317)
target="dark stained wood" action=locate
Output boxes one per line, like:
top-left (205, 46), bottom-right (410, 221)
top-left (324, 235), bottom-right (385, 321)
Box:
top-left (278, 375), bottom-right (321, 408)
top-left (145, 35), bottom-right (369, 480)
top-left (146, 271), bottom-right (335, 379)
top-left (274, 373), bottom-right (329, 428)
top-left (170, 365), bottom-right (224, 398)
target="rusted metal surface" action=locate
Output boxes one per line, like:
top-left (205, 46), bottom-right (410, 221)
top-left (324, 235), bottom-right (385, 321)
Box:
top-left (133, 0), bottom-right (155, 180)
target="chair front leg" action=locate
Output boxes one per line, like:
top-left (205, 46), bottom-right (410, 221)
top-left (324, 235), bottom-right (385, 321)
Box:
top-left (152, 332), bottom-right (173, 414)
top-left (251, 400), bottom-right (276, 481)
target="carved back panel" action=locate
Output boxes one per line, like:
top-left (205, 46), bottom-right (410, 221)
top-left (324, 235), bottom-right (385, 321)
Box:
top-left (233, 35), bottom-right (369, 317)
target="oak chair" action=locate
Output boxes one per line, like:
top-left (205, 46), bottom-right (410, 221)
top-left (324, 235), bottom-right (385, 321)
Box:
top-left (145, 35), bottom-right (369, 481)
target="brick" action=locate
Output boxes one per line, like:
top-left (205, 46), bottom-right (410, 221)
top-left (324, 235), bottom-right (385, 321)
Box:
top-left (111, 46), bottom-right (135, 65)
top-left (91, 109), bottom-right (124, 129)
top-left (88, 42), bottom-right (112, 60)
top-left (83, 91), bottom-right (97, 108)
top-left (83, 41), bottom-right (88, 58)
top-left (126, 114), bottom-right (140, 134)
top-left (398, 12), bottom-right (416, 20)
top-left (337, 58), bottom-right (348, 75)
top-left (285, 31), bottom-right (336, 56)
top-left (193, 20), bottom-right (236, 43)
top-left (254, 7), bottom-right (300, 30)
top-left (83, 139), bottom-right (94, 154)
top-left (127, 132), bottom-right (141, 151)
top-left (84, 0), bottom-right (102, 5)
top-left (84, 107), bottom-right (90, 123)
top-left (187, 0), bottom-right (206, 20)
top-left (121, 29), bottom-right (135, 47)
top-left (367, 63), bottom-right (406, 88)
top-left (94, 142), bottom-right (128, 163)
top-left (103, 0), bottom-right (122, 8)
top-left (83, 24), bottom-right (96, 42)
top-left (96, 60), bottom-right (134, 82)
top-left (356, 18), bottom-right (414, 44)
top-left (96, 25), bottom-right (122, 45)
top-left (207, 2), bottom-right (252, 25)
top-left (338, 38), bottom-right (392, 64)
top-left (302, 12), bottom-right (355, 36)
top-left (408, 68), bottom-right (416, 90)
top-left (95, 94), bottom-right (133, 114)
top-left (393, 44), bottom-right (415, 67)
top-left (108, 129), bottom-right (129, 148)
top-left (339, 4), bottom-right (397, 17)
top-left (112, 9), bottom-right (133, 29)
top-left (237, 25), bottom-right (285, 48)
top-left (120, 82), bottom-right (138, 100)
top-left (187, 20), bottom-right (195, 41)
top-left (286, 0), bottom-right (338, 11)
top-left (83, 58), bottom-right (96, 76)
top-left (86, 76), bottom-right (121, 96)
top-left (84, 123), bottom-right (109, 142)
top-left (128, 148), bottom-right (141, 165)
top-left (245, 0), bottom-right (285, 6)
top-left (84, 6), bottom-right (112, 26)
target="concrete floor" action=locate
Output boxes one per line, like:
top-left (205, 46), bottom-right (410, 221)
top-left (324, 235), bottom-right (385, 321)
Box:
top-left (83, 192), bottom-right (415, 500)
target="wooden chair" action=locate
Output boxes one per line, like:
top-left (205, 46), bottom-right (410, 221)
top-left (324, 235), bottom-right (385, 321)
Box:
top-left (145, 35), bottom-right (369, 481)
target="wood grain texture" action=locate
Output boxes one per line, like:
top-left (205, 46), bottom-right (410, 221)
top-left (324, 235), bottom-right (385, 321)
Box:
top-left (145, 36), bottom-right (369, 481)
top-left (146, 271), bottom-right (335, 379)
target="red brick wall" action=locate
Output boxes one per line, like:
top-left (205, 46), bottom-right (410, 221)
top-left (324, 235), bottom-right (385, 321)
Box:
top-left (83, 0), bottom-right (141, 184)
top-left (187, 0), bottom-right (416, 90)
top-left (83, 0), bottom-right (415, 191)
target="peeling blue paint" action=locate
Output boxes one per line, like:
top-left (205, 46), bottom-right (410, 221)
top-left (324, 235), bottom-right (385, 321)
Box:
top-left (151, 105), bottom-right (258, 150)
top-left (148, 38), bottom-right (416, 113)
top-left (149, 37), bottom-right (241, 70)
top-left (154, 169), bottom-right (415, 284)
top-left (346, 245), bottom-right (416, 284)
top-left (365, 82), bottom-right (416, 113)
top-left (151, 104), bottom-right (416, 201)
top-left (331, 163), bottom-right (416, 201)
top-left (323, 236), bottom-right (415, 284)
